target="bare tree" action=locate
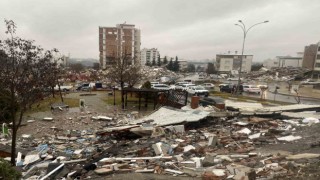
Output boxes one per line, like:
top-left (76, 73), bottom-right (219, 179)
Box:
top-left (0, 20), bottom-right (57, 165)
top-left (106, 51), bottom-right (143, 109)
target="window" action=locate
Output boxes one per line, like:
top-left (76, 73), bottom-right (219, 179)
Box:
top-left (317, 55), bottom-right (320, 59)
top-left (318, 47), bottom-right (320, 51)
top-left (315, 63), bottom-right (320, 67)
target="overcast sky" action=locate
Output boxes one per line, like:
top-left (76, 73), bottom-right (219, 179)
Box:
top-left (1, 0), bottom-right (320, 62)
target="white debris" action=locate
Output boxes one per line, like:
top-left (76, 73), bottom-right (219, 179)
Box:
top-left (212, 169), bottom-right (226, 176)
top-left (249, 133), bottom-right (261, 139)
top-left (237, 128), bottom-right (251, 135)
top-left (302, 117), bottom-right (319, 124)
top-left (183, 145), bottom-right (195, 152)
top-left (43, 117), bottom-right (53, 121)
top-left (277, 135), bottom-right (302, 142)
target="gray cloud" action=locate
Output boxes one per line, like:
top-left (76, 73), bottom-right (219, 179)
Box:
top-left (0, 0), bottom-right (320, 61)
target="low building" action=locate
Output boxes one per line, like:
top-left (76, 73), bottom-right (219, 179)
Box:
top-left (178, 60), bottom-right (188, 71)
top-left (216, 53), bottom-right (253, 73)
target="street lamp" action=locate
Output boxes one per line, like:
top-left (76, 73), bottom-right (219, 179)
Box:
top-left (234, 20), bottom-right (268, 95)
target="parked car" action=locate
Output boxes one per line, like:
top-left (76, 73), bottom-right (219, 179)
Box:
top-left (151, 84), bottom-right (171, 90)
top-left (220, 84), bottom-right (243, 94)
top-left (170, 82), bottom-right (189, 90)
top-left (242, 85), bottom-right (261, 94)
top-left (202, 83), bottom-right (215, 89)
top-left (178, 83), bottom-right (196, 91)
top-left (187, 86), bottom-right (209, 97)
top-left (76, 83), bottom-right (91, 91)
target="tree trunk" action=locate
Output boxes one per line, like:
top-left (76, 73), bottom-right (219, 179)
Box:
top-left (51, 86), bottom-right (55, 98)
top-left (121, 81), bottom-right (124, 109)
top-left (57, 81), bottom-right (64, 102)
top-left (10, 118), bottom-right (16, 166)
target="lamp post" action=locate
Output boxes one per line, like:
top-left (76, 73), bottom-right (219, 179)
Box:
top-left (235, 20), bottom-right (268, 95)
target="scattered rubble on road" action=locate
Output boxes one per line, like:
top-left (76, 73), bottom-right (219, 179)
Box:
top-left (1, 101), bottom-right (320, 179)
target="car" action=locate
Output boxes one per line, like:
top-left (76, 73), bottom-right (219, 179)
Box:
top-left (178, 83), bottom-right (196, 91)
top-left (202, 83), bottom-right (215, 89)
top-left (220, 84), bottom-right (243, 94)
top-left (76, 83), bottom-right (91, 91)
top-left (170, 82), bottom-right (189, 90)
top-left (242, 85), bottom-right (261, 94)
top-left (151, 84), bottom-right (171, 90)
top-left (187, 86), bottom-right (209, 97)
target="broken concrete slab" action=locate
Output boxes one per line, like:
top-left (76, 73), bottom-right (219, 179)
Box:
top-left (286, 153), bottom-right (320, 160)
top-left (132, 106), bottom-right (210, 126)
top-left (277, 135), bottom-right (302, 142)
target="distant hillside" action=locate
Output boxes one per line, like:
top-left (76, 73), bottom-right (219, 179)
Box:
top-left (68, 58), bottom-right (98, 67)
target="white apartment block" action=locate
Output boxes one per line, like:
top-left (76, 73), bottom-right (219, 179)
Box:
top-left (216, 54), bottom-right (253, 73)
top-left (263, 54), bottom-right (303, 70)
top-left (99, 23), bottom-right (141, 69)
top-left (140, 48), bottom-right (159, 66)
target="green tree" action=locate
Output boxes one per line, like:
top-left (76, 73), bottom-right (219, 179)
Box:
top-left (251, 63), bottom-right (263, 71)
top-left (151, 57), bottom-right (156, 66)
top-left (0, 158), bottom-right (21, 179)
top-left (187, 64), bottom-right (196, 72)
top-left (146, 59), bottom-right (151, 66)
top-left (157, 54), bottom-right (161, 67)
top-left (206, 63), bottom-right (216, 74)
top-left (163, 56), bottom-right (168, 65)
top-left (173, 56), bottom-right (180, 72)
top-left (167, 58), bottom-right (174, 71)
top-left (141, 81), bottom-right (151, 89)
top-left (69, 63), bottom-right (84, 73)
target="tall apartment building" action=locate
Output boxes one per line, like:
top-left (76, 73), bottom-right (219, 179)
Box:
top-left (302, 42), bottom-right (320, 77)
top-left (302, 44), bottom-right (318, 70)
top-left (216, 53), bottom-right (253, 73)
top-left (140, 48), bottom-right (159, 66)
top-left (99, 23), bottom-right (141, 69)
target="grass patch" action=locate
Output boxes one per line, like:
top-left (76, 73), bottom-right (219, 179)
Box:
top-left (27, 95), bottom-right (79, 113)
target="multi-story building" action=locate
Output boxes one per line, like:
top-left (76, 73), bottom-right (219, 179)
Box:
top-left (263, 54), bottom-right (303, 70)
top-left (140, 48), bottom-right (159, 66)
top-left (302, 42), bottom-right (320, 77)
top-left (99, 23), bottom-right (141, 69)
top-left (302, 43), bottom-right (318, 70)
top-left (216, 53), bottom-right (253, 73)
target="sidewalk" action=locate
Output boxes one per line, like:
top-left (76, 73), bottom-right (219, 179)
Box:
top-left (274, 86), bottom-right (320, 100)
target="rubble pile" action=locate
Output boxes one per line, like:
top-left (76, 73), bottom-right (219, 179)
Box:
top-left (244, 67), bottom-right (310, 81)
top-left (1, 104), bottom-right (320, 179)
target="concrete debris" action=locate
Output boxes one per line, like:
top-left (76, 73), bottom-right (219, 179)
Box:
top-left (3, 98), bottom-right (320, 179)
top-left (277, 135), bottom-right (302, 142)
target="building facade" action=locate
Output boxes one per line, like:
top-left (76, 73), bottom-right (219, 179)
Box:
top-left (99, 23), bottom-right (141, 69)
top-left (302, 44), bottom-right (318, 70)
top-left (140, 48), bottom-right (159, 66)
top-left (216, 54), bottom-right (253, 73)
top-left (302, 42), bottom-right (320, 77)
top-left (264, 55), bottom-right (302, 69)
